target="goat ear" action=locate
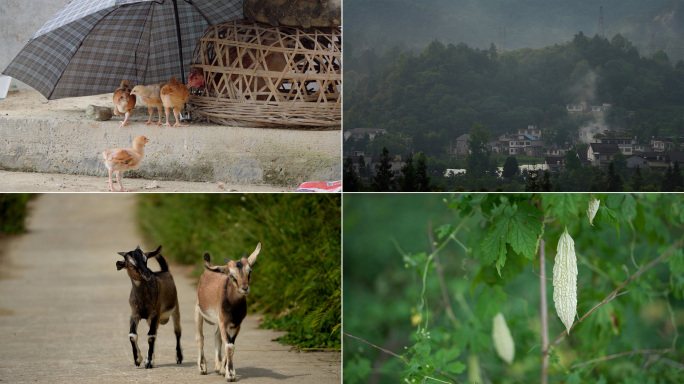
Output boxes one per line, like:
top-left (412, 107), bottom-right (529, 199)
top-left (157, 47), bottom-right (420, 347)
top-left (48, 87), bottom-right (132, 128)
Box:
top-left (205, 264), bottom-right (226, 274)
top-left (147, 245), bottom-right (162, 258)
top-left (116, 260), bottom-right (126, 270)
top-left (224, 257), bottom-right (232, 264)
top-left (247, 242), bottom-right (261, 266)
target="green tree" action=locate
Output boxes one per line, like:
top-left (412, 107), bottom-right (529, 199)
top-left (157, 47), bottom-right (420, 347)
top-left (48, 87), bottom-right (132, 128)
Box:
top-left (415, 152), bottom-right (431, 192)
top-left (372, 147), bottom-right (395, 192)
top-left (502, 156), bottom-right (519, 179)
top-left (400, 153), bottom-right (418, 191)
top-left (674, 162), bottom-right (683, 190)
top-left (564, 150), bottom-right (581, 171)
top-left (607, 161), bottom-right (623, 191)
top-left (541, 170), bottom-right (552, 192)
top-left (358, 154), bottom-right (368, 181)
top-left (465, 122), bottom-right (492, 187)
top-left (632, 166), bottom-right (643, 191)
top-left (343, 157), bottom-right (360, 192)
top-left (662, 165), bottom-right (675, 192)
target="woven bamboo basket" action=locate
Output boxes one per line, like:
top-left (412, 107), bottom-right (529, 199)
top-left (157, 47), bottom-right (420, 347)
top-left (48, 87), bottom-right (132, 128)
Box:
top-left (189, 20), bottom-right (341, 128)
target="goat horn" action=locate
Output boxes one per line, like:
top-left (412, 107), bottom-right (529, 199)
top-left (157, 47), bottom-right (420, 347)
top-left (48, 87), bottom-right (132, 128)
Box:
top-left (117, 251), bottom-right (127, 257)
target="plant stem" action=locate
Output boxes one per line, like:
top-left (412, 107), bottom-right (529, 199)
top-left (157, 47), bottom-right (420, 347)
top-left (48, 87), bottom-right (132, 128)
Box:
top-left (548, 240), bottom-right (681, 349)
top-left (539, 239), bottom-right (549, 384)
top-left (428, 222), bottom-right (458, 324)
top-left (342, 332), bottom-right (462, 384)
top-left (570, 349), bottom-right (672, 369)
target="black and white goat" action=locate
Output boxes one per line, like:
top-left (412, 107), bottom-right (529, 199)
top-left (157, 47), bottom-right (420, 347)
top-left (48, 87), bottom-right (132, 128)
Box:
top-left (116, 245), bottom-right (182, 368)
top-left (195, 243), bottom-right (261, 381)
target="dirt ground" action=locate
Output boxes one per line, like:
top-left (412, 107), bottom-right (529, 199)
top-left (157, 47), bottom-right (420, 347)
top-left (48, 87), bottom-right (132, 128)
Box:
top-left (0, 170), bottom-right (288, 192)
top-left (0, 195), bottom-right (341, 383)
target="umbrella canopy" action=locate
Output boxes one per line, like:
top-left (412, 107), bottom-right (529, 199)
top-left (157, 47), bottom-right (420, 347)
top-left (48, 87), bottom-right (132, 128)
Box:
top-left (2, 0), bottom-right (242, 100)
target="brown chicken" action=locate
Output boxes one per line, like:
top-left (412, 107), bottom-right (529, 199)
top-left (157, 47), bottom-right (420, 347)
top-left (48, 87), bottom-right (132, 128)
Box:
top-left (102, 135), bottom-right (149, 192)
top-left (161, 74), bottom-right (204, 127)
top-left (130, 83), bottom-right (166, 126)
top-left (113, 80), bottom-right (136, 128)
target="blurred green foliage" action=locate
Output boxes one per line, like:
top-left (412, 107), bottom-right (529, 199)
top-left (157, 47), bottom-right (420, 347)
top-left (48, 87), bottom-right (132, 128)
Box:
top-left (0, 194), bottom-right (33, 234)
top-left (343, 193), bottom-right (684, 383)
top-left (137, 194), bottom-right (341, 349)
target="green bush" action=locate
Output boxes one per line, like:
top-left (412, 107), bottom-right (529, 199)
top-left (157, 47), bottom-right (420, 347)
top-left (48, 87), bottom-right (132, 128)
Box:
top-left (0, 194), bottom-right (33, 234)
top-left (136, 194), bottom-right (341, 349)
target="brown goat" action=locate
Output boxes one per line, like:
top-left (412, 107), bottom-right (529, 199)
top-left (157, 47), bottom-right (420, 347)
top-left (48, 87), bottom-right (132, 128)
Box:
top-left (116, 246), bottom-right (182, 368)
top-left (195, 243), bottom-right (262, 381)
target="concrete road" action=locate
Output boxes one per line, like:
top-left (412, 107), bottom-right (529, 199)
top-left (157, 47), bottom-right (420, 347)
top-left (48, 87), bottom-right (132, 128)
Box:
top-left (0, 194), bottom-right (340, 383)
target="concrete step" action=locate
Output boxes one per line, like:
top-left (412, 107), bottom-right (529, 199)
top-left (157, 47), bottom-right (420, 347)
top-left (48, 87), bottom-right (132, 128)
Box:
top-left (0, 90), bottom-right (341, 188)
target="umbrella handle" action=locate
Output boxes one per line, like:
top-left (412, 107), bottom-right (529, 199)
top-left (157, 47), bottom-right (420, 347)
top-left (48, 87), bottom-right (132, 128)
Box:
top-left (172, 0), bottom-right (185, 84)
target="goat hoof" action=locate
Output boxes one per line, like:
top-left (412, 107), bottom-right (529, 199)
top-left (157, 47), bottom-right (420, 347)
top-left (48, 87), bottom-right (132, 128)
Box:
top-left (145, 362), bottom-right (153, 369)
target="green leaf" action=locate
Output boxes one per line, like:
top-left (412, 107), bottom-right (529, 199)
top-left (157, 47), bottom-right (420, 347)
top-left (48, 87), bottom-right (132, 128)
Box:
top-left (606, 194), bottom-right (624, 209)
top-left (436, 224), bottom-right (455, 240)
top-left (595, 206), bottom-right (620, 237)
top-left (543, 194), bottom-right (582, 226)
top-left (622, 194), bottom-right (637, 223)
top-left (565, 371), bottom-right (582, 384)
top-left (634, 201), bottom-right (646, 232)
top-left (505, 203), bottom-right (543, 260)
top-left (481, 220), bottom-right (508, 266)
top-left (446, 361), bottom-right (466, 374)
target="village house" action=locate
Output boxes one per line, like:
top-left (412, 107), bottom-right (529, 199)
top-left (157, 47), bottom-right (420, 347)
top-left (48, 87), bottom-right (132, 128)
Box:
top-left (545, 156), bottom-right (565, 171)
top-left (596, 136), bottom-right (638, 155)
top-left (641, 152), bottom-right (669, 170)
top-left (587, 143), bottom-right (620, 167)
top-left (344, 128), bottom-right (388, 141)
top-left (650, 136), bottom-right (684, 152)
top-left (666, 152), bottom-right (684, 167)
top-left (491, 126), bottom-right (545, 157)
top-left (345, 153), bottom-right (407, 181)
top-left (453, 134), bottom-right (470, 157)
top-left (625, 154), bottom-right (650, 169)
top-left (566, 102), bottom-right (612, 114)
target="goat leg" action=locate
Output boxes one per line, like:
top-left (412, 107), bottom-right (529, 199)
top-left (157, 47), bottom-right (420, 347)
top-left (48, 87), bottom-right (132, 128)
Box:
top-left (129, 315), bottom-right (142, 366)
top-left (220, 321), bottom-right (240, 382)
top-left (172, 303), bottom-right (183, 364)
top-left (144, 315), bottom-right (159, 369)
top-left (214, 326), bottom-right (223, 373)
top-left (195, 305), bottom-right (207, 374)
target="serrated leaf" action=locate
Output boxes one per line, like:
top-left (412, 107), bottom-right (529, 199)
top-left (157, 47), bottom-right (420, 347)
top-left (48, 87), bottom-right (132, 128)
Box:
top-left (595, 206), bottom-right (620, 237)
top-left (543, 194), bottom-right (581, 226)
top-left (505, 204), bottom-right (543, 260)
top-left (481, 220), bottom-right (508, 266)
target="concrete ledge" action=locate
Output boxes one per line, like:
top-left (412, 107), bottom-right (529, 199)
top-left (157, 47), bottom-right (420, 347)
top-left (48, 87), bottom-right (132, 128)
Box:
top-left (0, 90), bottom-right (341, 187)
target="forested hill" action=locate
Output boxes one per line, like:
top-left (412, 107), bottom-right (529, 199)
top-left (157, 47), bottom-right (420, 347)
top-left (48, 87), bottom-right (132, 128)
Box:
top-left (344, 33), bottom-right (684, 157)
top-left (344, 0), bottom-right (684, 62)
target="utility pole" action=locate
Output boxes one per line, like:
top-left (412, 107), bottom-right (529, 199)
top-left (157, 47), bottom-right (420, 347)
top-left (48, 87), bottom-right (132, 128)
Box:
top-left (598, 6), bottom-right (605, 38)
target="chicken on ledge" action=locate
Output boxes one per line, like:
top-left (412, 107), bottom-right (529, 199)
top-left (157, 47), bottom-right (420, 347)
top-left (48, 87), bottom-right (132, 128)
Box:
top-left (161, 72), bottom-right (205, 127)
top-left (113, 80), bottom-right (136, 128)
top-left (130, 83), bottom-right (165, 126)
top-left (102, 135), bottom-right (149, 192)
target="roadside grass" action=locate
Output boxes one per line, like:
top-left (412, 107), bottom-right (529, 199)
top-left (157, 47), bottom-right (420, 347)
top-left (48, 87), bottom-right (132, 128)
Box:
top-left (136, 194), bottom-right (341, 349)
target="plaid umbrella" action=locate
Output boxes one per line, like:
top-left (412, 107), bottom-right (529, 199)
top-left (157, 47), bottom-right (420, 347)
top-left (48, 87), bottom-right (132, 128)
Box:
top-left (2, 0), bottom-right (242, 100)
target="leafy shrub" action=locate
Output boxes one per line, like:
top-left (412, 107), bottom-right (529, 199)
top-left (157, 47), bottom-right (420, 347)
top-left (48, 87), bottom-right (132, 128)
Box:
top-left (137, 194), bottom-right (340, 349)
top-left (0, 194), bottom-right (33, 234)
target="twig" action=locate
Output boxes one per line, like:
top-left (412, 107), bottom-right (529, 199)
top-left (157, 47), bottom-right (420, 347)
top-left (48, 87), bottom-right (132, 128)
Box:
top-left (548, 240), bottom-right (682, 349)
top-left (539, 239), bottom-right (549, 384)
top-left (343, 332), bottom-right (462, 383)
top-left (428, 221), bottom-right (457, 324)
top-left (570, 349), bottom-right (672, 369)
top-left (343, 332), bottom-right (408, 362)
